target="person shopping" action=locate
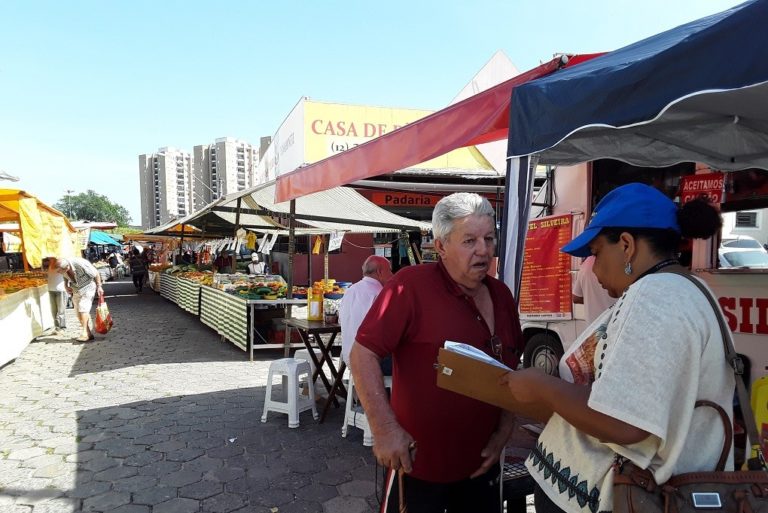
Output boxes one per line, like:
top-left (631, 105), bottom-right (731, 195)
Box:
top-left (43, 257), bottom-right (67, 331)
top-left (499, 183), bottom-right (734, 513)
top-left (129, 248), bottom-right (147, 293)
top-left (55, 256), bottom-right (104, 342)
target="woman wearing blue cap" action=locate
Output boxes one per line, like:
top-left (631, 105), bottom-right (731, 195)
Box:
top-left (499, 183), bottom-right (732, 513)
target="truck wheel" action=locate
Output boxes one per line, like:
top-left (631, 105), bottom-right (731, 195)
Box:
top-left (523, 333), bottom-right (563, 377)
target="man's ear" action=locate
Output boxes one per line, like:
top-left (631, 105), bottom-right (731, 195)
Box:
top-left (434, 237), bottom-right (447, 259)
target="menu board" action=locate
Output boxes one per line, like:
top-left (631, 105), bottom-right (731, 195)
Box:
top-left (518, 214), bottom-right (573, 320)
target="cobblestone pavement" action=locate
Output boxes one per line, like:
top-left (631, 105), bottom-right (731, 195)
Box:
top-left (0, 278), bottom-right (381, 513)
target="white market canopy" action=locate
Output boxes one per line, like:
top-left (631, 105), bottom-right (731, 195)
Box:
top-left (146, 180), bottom-right (429, 238)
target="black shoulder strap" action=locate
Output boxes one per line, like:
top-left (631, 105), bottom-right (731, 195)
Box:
top-left (660, 266), bottom-right (765, 469)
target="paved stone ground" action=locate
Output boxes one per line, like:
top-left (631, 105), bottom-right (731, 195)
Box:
top-left (0, 278), bottom-right (382, 513)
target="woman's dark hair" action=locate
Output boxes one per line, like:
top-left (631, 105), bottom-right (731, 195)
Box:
top-left (132, 248), bottom-right (140, 256)
top-left (601, 197), bottom-right (722, 256)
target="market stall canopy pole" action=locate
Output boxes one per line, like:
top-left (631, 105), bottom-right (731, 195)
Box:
top-left (285, 199), bottom-right (296, 358)
top-left (274, 54), bottom-right (602, 203)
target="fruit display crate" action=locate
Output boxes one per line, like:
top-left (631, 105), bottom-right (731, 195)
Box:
top-left (176, 278), bottom-right (201, 316)
top-left (159, 273), bottom-right (179, 305)
top-left (200, 286), bottom-right (249, 351)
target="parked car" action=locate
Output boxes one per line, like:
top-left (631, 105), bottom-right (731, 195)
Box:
top-left (718, 235), bottom-right (768, 268)
top-left (719, 249), bottom-right (768, 269)
top-left (720, 235), bottom-right (766, 251)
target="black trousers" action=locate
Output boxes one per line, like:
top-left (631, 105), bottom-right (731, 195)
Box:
top-left (382, 464), bottom-right (501, 513)
top-left (534, 485), bottom-right (567, 513)
top-left (132, 271), bottom-right (146, 290)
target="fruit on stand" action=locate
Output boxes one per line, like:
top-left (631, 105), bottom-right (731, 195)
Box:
top-left (0, 273), bottom-right (47, 295)
top-left (176, 271), bottom-right (213, 286)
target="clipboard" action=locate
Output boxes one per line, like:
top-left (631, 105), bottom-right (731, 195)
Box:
top-left (435, 347), bottom-right (517, 412)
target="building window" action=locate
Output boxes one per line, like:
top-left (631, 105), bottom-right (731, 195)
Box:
top-left (735, 211), bottom-right (758, 228)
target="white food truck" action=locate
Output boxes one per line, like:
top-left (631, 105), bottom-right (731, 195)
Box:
top-left (515, 162), bottom-right (768, 388)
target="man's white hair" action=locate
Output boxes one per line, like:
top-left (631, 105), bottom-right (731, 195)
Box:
top-left (431, 193), bottom-right (495, 242)
top-left (362, 255), bottom-right (387, 276)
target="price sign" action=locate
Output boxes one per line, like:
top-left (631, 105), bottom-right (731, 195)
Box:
top-left (679, 173), bottom-right (725, 204)
top-left (519, 214), bottom-right (574, 320)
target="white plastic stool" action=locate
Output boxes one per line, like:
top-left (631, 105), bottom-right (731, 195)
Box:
top-left (293, 348), bottom-right (322, 382)
top-left (342, 373), bottom-right (392, 446)
top-left (261, 358), bottom-right (319, 428)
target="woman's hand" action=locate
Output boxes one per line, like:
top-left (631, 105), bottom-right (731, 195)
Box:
top-left (499, 368), bottom-right (548, 405)
top-left (498, 368), bottom-right (559, 422)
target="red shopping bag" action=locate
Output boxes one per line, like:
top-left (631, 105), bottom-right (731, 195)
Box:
top-left (95, 294), bottom-right (113, 334)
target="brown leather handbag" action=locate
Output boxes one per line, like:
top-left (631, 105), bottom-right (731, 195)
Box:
top-left (613, 268), bottom-right (768, 513)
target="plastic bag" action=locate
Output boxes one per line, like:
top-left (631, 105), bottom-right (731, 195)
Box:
top-left (95, 294), bottom-right (113, 334)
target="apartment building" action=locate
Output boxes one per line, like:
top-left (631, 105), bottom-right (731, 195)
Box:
top-left (138, 138), bottom-right (259, 229)
top-left (138, 147), bottom-right (193, 229)
top-left (192, 137), bottom-right (259, 209)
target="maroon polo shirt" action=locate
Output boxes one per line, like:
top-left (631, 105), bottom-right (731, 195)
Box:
top-left (355, 260), bottom-right (523, 483)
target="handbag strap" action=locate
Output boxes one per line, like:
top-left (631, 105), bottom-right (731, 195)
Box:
top-left (695, 399), bottom-right (733, 471)
top-left (660, 267), bottom-right (765, 469)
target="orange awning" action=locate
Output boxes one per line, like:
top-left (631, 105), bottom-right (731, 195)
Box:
top-left (275, 54), bottom-right (603, 202)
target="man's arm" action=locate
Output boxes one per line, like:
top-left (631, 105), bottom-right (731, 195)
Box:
top-left (349, 343), bottom-right (415, 473)
top-left (84, 261), bottom-right (104, 294)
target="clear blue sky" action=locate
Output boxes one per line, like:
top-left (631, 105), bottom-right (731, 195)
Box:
top-left (0, 0), bottom-right (744, 224)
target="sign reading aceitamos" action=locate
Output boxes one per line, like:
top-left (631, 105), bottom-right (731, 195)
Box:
top-left (679, 172), bottom-right (725, 204)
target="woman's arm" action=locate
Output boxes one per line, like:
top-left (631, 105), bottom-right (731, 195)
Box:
top-left (500, 369), bottom-right (649, 445)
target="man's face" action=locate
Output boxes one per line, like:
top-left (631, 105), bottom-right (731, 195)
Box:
top-left (436, 214), bottom-right (496, 288)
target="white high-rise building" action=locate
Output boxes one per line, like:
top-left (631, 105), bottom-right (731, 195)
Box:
top-left (138, 147), bottom-right (193, 229)
top-left (192, 137), bottom-right (259, 210)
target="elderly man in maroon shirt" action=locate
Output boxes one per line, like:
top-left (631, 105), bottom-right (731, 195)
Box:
top-left (350, 193), bottom-right (524, 513)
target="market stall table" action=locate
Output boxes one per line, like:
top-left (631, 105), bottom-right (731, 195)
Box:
top-left (0, 284), bottom-right (53, 367)
top-left (248, 298), bottom-right (306, 360)
top-left (282, 317), bottom-right (346, 422)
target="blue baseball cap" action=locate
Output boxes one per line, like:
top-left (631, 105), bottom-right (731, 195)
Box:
top-left (561, 183), bottom-right (680, 257)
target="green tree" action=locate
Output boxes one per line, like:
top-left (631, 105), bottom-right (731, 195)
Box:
top-left (54, 190), bottom-right (132, 226)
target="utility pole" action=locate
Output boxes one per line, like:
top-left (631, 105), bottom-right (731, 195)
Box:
top-left (65, 189), bottom-right (75, 219)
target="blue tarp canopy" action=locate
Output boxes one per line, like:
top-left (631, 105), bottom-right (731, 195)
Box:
top-left (89, 230), bottom-right (120, 247)
top-left (506, 0), bottom-right (768, 171)
top-left (501, 0), bottom-right (768, 295)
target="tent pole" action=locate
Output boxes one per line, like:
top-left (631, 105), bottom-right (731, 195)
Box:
top-left (17, 218), bottom-right (30, 271)
top-left (284, 199), bottom-right (296, 357)
top-left (323, 234), bottom-right (329, 283)
top-left (307, 234), bottom-right (312, 287)
top-left (179, 224), bottom-right (186, 263)
top-left (234, 198), bottom-right (242, 265)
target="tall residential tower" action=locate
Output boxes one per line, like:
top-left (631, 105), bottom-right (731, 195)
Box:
top-left (138, 147), bottom-right (193, 229)
top-left (192, 137), bottom-right (259, 207)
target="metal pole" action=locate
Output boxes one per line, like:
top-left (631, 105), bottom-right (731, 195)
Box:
top-left (323, 234), bottom-right (329, 283)
top-left (307, 234), bottom-right (313, 288)
top-left (179, 224), bottom-right (186, 263)
top-left (233, 198), bottom-right (242, 270)
top-left (284, 199), bottom-right (296, 357)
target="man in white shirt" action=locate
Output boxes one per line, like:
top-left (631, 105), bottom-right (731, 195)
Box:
top-left (572, 255), bottom-right (616, 325)
top-left (339, 255), bottom-right (393, 369)
top-left (246, 253), bottom-right (265, 275)
top-left (43, 257), bottom-right (67, 330)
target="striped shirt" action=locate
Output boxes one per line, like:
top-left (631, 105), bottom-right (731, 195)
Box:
top-left (64, 257), bottom-right (99, 292)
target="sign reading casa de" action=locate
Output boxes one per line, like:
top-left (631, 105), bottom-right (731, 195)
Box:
top-left (257, 98), bottom-right (492, 183)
